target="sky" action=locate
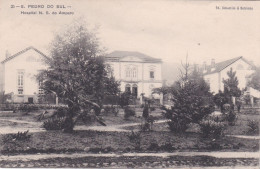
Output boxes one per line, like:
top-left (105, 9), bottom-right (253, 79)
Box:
top-left (0, 0), bottom-right (259, 66)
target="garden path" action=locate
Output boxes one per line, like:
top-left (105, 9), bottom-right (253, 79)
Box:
top-left (0, 151), bottom-right (259, 161)
top-left (226, 135), bottom-right (260, 140)
top-left (74, 119), bottom-right (170, 132)
top-left (0, 118), bottom-right (259, 141)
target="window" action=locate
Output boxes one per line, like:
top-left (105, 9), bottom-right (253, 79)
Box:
top-left (125, 65), bottom-right (138, 78)
top-left (132, 67), bottom-right (137, 78)
top-left (17, 71), bottom-right (24, 95)
top-left (126, 67), bottom-right (131, 78)
top-left (150, 71), bottom-right (154, 79)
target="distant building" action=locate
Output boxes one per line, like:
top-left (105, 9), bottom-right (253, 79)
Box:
top-left (0, 47), bottom-right (49, 103)
top-left (202, 57), bottom-right (255, 94)
top-left (105, 51), bottom-right (163, 101)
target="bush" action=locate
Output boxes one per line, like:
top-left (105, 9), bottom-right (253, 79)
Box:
top-left (167, 118), bottom-right (189, 133)
top-left (247, 120), bottom-right (259, 135)
top-left (141, 115), bottom-right (156, 131)
top-left (43, 117), bottom-right (67, 130)
top-left (199, 119), bottom-right (225, 138)
top-left (103, 105), bottom-right (119, 116)
top-left (2, 130), bottom-right (31, 142)
top-left (160, 143), bottom-right (176, 152)
top-left (150, 107), bottom-right (156, 111)
top-left (127, 131), bottom-right (141, 150)
top-left (225, 110), bottom-right (237, 126)
top-left (148, 142), bottom-right (160, 151)
top-left (124, 106), bottom-right (136, 119)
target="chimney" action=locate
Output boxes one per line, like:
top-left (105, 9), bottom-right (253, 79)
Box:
top-left (203, 61), bottom-right (207, 71)
top-left (5, 50), bottom-right (11, 59)
top-left (193, 63), bottom-right (198, 72)
top-left (211, 59), bottom-right (215, 68)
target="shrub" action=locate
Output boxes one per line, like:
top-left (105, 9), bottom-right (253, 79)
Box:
top-left (127, 131), bottom-right (141, 150)
top-left (199, 119), bottom-right (225, 138)
top-left (225, 110), bottom-right (237, 126)
top-left (247, 120), bottom-right (259, 135)
top-left (43, 117), bottom-right (67, 130)
top-left (103, 105), bottom-right (119, 116)
top-left (124, 106), bottom-right (136, 119)
top-left (160, 143), bottom-right (176, 152)
top-left (141, 115), bottom-right (156, 131)
top-left (148, 142), bottom-right (160, 151)
top-left (167, 118), bottom-right (190, 133)
top-left (207, 112), bottom-right (226, 122)
top-left (141, 122), bottom-right (150, 131)
top-left (2, 130), bottom-right (31, 142)
top-left (150, 107), bottom-right (156, 111)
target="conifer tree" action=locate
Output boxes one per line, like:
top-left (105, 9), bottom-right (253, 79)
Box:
top-left (222, 68), bottom-right (241, 100)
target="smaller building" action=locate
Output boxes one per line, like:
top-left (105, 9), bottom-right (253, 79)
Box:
top-left (202, 56), bottom-right (255, 94)
top-left (0, 47), bottom-right (49, 103)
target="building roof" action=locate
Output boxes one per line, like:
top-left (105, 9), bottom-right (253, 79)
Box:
top-left (105, 51), bottom-right (162, 63)
top-left (203, 56), bottom-right (255, 75)
top-left (1, 46), bottom-right (49, 64)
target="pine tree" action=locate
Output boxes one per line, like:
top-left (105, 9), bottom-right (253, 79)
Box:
top-left (165, 63), bottom-right (214, 133)
top-left (222, 68), bottom-right (241, 99)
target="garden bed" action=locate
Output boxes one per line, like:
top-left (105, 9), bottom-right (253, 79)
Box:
top-left (0, 130), bottom-right (258, 155)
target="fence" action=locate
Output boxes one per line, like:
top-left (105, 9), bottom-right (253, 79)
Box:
top-left (0, 103), bottom-right (67, 111)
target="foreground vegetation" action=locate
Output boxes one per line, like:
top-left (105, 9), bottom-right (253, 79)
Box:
top-left (0, 129), bottom-right (258, 155)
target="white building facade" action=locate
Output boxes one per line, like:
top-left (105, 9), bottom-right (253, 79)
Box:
top-left (0, 47), bottom-right (48, 103)
top-left (203, 57), bottom-right (255, 94)
top-left (105, 51), bottom-right (163, 100)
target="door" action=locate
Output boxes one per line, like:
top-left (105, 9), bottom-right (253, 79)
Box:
top-left (28, 97), bottom-right (33, 104)
top-left (132, 84), bottom-right (138, 98)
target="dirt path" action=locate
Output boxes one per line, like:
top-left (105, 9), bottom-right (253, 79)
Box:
top-left (75, 119), bottom-right (169, 132)
top-left (0, 151), bottom-right (259, 161)
top-left (226, 135), bottom-right (260, 140)
top-left (1, 119), bottom-right (259, 141)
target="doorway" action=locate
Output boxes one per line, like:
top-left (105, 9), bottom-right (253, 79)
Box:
top-left (28, 97), bottom-right (33, 104)
top-left (132, 84), bottom-right (138, 98)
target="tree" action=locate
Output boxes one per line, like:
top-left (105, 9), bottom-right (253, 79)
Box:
top-left (165, 61), bottom-right (214, 133)
top-left (0, 91), bottom-right (8, 104)
top-left (222, 68), bottom-right (241, 102)
top-left (247, 66), bottom-right (260, 90)
top-left (38, 20), bottom-right (120, 132)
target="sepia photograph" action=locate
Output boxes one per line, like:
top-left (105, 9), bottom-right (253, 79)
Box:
top-left (0, 0), bottom-right (259, 168)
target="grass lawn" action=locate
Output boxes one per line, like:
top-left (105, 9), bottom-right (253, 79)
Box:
top-left (0, 107), bottom-right (258, 155)
top-left (224, 110), bottom-right (260, 136)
